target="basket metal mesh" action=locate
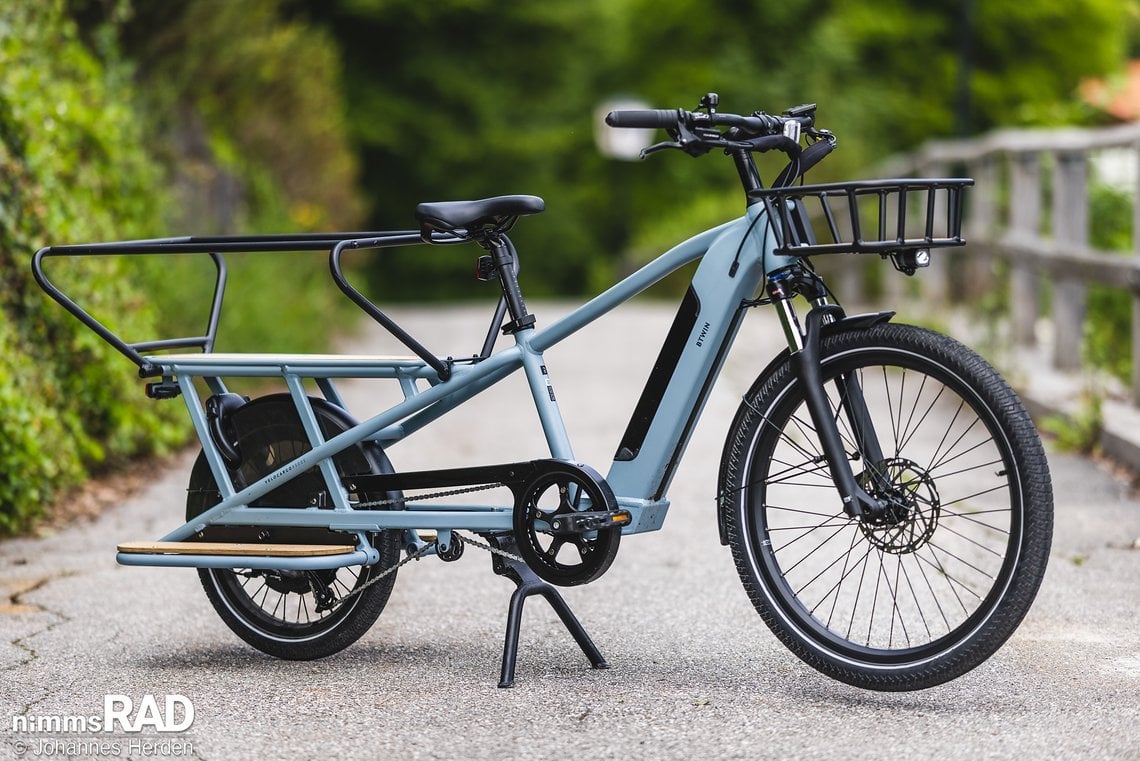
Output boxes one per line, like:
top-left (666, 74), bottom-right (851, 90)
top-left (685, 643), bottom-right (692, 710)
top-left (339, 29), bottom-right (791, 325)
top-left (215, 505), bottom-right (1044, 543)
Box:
top-left (750, 178), bottom-right (973, 256)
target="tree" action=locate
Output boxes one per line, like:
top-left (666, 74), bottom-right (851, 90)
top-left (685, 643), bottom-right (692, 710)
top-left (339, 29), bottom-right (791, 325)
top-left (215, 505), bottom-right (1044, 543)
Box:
top-left (298, 0), bottom-right (1132, 298)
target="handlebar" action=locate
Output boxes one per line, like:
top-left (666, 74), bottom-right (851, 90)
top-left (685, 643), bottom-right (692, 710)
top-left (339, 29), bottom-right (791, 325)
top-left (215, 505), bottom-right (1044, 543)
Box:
top-left (604, 95), bottom-right (831, 167)
top-left (603, 107), bottom-right (800, 136)
top-left (604, 109), bottom-right (683, 129)
top-left (603, 95), bottom-right (834, 188)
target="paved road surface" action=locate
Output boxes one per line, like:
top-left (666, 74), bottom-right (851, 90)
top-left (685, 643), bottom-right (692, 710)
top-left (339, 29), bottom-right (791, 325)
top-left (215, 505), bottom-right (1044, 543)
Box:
top-left (1, 302), bottom-right (1138, 760)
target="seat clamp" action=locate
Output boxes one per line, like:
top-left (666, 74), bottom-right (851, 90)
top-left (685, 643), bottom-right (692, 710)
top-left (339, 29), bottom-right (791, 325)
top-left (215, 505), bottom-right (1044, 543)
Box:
top-left (502, 314), bottom-right (537, 335)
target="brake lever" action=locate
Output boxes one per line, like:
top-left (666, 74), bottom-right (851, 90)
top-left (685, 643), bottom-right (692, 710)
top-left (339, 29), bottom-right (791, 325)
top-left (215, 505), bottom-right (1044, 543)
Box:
top-left (639, 140), bottom-right (683, 159)
top-left (640, 131), bottom-right (720, 158)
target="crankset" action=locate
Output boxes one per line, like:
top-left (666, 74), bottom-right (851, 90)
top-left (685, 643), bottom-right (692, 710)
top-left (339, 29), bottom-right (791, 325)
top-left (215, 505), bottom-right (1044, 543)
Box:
top-left (352, 459), bottom-right (629, 586)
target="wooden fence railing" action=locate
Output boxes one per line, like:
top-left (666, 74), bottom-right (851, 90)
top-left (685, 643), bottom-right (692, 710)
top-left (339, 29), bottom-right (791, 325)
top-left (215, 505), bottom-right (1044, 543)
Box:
top-left (870, 123), bottom-right (1140, 403)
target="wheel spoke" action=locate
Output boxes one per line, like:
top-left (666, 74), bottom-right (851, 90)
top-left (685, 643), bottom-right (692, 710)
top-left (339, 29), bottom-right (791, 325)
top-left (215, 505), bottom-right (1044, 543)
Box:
top-left (930, 457), bottom-right (1004, 480)
top-left (929, 431), bottom-right (994, 475)
top-left (936, 521), bottom-right (1006, 558)
top-left (940, 508), bottom-right (1011, 534)
top-left (939, 483), bottom-right (1009, 510)
top-left (897, 382), bottom-right (947, 455)
top-left (916, 546), bottom-right (982, 605)
top-left (897, 556), bottom-right (933, 640)
top-left (723, 323), bottom-right (1049, 687)
top-left (771, 511), bottom-right (852, 554)
top-left (792, 530), bottom-right (872, 604)
top-left (845, 545), bottom-right (873, 640)
top-left (881, 365), bottom-right (901, 455)
top-left (764, 457), bottom-right (834, 486)
top-left (896, 373), bottom-right (931, 455)
top-left (822, 528), bottom-right (866, 628)
top-left (778, 521), bottom-right (857, 576)
top-left (765, 502), bottom-right (846, 519)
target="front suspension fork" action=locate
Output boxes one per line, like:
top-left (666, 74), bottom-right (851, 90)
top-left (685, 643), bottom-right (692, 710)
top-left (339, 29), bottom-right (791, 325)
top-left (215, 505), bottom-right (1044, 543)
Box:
top-left (768, 275), bottom-right (885, 518)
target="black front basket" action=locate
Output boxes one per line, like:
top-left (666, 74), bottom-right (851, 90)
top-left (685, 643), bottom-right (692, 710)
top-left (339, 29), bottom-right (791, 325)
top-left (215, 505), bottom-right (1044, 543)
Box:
top-left (750, 178), bottom-right (973, 257)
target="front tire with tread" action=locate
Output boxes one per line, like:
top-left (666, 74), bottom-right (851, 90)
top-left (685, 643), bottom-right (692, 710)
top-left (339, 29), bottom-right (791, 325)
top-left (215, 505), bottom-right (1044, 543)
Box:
top-left (719, 323), bottom-right (1052, 690)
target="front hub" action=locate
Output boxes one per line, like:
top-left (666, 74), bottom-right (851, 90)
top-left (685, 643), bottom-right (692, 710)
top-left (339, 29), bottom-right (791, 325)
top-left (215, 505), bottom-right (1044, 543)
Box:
top-left (857, 457), bottom-right (940, 554)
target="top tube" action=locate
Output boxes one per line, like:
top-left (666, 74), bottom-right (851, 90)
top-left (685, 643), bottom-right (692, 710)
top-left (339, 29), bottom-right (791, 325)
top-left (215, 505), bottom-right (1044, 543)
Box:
top-left (530, 218), bottom-right (741, 353)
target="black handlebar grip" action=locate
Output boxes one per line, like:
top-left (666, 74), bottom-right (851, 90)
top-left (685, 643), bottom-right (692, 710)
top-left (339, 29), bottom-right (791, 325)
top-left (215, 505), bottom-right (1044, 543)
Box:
top-left (605, 109), bottom-right (681, 129)
top-left (798, 137), bottom-right (835, 174)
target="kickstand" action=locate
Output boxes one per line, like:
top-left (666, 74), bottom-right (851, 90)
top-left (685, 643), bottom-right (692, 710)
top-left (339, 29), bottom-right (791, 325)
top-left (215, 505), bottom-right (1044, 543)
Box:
top-left (485, 533), bottom-right (609, 688)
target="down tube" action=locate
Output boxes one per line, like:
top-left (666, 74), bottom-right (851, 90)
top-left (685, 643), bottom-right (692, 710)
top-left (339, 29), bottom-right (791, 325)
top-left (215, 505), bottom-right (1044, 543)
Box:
top-left (604, 204), bottom-right (771, 507)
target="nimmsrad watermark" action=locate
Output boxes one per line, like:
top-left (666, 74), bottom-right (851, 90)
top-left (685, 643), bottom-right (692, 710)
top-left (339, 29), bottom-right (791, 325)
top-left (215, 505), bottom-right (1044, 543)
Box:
top-left (9, 695), bottom-right (195, 758)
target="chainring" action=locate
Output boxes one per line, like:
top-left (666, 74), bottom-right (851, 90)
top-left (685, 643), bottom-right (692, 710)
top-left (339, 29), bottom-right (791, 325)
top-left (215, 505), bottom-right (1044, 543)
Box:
top-left (512, 462), bottom-right (621, 586)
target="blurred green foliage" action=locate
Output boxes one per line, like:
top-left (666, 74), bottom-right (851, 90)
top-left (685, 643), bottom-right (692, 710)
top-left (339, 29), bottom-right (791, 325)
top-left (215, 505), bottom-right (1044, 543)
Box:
top-left (298, 0), bottom-right (1131, 299)
top-left (0, 1), bottom-right (176, 532)
top-left (0, 0), bottom-right (1135, 532)
top-left (0, 0), bottom-right (362, 532)
top-left (1084, 183), bottom-right (1134, 383)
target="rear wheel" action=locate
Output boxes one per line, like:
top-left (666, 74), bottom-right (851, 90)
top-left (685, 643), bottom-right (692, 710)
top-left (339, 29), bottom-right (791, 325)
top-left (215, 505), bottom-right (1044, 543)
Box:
top-left (186, 394), bottom-right (402, 660)
top-left (719, 323), bottom-right (1052, 690)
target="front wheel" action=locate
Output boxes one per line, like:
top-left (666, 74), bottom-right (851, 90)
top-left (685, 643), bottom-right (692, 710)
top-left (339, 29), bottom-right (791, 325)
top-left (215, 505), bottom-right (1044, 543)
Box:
top-left (719, 323), bottom-right (1052, 690)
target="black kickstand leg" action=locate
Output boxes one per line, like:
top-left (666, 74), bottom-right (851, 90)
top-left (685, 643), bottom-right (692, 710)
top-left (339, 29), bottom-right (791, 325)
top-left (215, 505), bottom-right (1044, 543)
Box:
top-left (486, 533), bottom-right (609, 688)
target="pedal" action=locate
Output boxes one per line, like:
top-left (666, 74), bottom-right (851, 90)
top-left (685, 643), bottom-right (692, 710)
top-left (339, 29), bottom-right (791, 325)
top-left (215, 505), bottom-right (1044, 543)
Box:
top-left (548, 510), bottom-right (631, 536)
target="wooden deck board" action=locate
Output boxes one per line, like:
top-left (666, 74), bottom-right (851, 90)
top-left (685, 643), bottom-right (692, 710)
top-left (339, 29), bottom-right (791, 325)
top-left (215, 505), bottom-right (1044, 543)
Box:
top-left (117, 541), bottom-right (356, 557)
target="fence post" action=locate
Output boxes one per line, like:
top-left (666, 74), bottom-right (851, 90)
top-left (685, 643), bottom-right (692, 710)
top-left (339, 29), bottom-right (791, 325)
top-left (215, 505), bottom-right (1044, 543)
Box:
top-left (923, 161), bottom-right (951, 304)
top-left (1007, 151), bottom-right (1042, 346)
top-left (1051, 150), bottom-right (1088, 372)
top-left (1133, 142), bottom-right (1140, 404)
top-left (964, 156), bottom-right (999, 299)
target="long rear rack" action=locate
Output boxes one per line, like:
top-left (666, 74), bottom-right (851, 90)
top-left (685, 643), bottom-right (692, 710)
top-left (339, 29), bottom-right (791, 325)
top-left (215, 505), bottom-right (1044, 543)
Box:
top-left (32, 230), bottom-right (474, 381)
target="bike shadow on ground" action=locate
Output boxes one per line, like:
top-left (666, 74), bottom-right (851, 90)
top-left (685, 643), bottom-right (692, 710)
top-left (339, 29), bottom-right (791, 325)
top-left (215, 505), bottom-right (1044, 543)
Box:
top-left (124, 633), bottom-right (1021, 717)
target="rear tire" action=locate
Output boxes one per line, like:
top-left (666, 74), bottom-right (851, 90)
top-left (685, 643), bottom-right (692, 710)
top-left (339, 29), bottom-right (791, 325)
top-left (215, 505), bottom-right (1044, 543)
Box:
top-left (719, 323), bottom-right (1052, 690)
top-left (186, 394), bottom-right (402, 660)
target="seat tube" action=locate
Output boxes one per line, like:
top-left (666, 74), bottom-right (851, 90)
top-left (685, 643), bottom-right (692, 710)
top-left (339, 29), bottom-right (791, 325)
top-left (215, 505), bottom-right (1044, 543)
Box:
top-left (515, 331), bottom-right (574, 460)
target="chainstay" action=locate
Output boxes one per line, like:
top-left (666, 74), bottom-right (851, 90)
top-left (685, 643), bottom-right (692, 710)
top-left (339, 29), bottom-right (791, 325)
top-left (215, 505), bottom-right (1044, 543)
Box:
top-left (323, 531), bottom-right (524, 612)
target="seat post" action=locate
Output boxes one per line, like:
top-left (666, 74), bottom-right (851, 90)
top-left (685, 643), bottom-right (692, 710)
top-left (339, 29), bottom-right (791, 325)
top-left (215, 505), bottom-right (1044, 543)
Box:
top-left (487, 234), bottom-right (535, 334)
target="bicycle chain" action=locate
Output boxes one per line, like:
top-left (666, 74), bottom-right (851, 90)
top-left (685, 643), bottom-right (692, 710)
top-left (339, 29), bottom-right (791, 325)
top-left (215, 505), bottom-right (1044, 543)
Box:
top-left (311, 481), bottom-right (524, 612)
top-left (354, 481), bottom-right (504, 508)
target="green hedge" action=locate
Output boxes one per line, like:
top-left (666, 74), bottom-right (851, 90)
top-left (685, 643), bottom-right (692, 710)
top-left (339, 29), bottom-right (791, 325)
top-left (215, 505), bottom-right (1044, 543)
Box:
top-left (0, 3), bottom-right (186, 533)
top-left (0, 2), bottom-right (360, 534)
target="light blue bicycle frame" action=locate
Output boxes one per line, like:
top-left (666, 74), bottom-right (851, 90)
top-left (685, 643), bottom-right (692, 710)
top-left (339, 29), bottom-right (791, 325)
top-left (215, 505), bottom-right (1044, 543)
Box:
top-left (119, 201), bottom-right (801, 569)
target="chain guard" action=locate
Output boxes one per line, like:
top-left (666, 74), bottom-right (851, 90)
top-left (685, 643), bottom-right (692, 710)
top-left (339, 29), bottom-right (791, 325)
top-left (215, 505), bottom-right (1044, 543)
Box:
top-left (352, 459), bottom-right (623, 586)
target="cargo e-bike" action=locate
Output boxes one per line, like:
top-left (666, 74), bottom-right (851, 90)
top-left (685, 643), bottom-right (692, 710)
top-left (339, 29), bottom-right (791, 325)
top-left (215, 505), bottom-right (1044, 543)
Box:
top-left (33, 95), bottom-right (1053, 690)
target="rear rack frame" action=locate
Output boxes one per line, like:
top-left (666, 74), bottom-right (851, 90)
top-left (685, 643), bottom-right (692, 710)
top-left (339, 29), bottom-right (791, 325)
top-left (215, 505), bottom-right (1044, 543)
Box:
top-left (32, 230), bottom-right (478, 381)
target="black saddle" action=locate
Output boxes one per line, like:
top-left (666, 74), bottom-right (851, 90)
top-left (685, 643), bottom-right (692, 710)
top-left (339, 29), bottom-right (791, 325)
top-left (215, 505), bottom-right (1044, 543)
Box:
top-left (416, 195), bottom-right (544, 241)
